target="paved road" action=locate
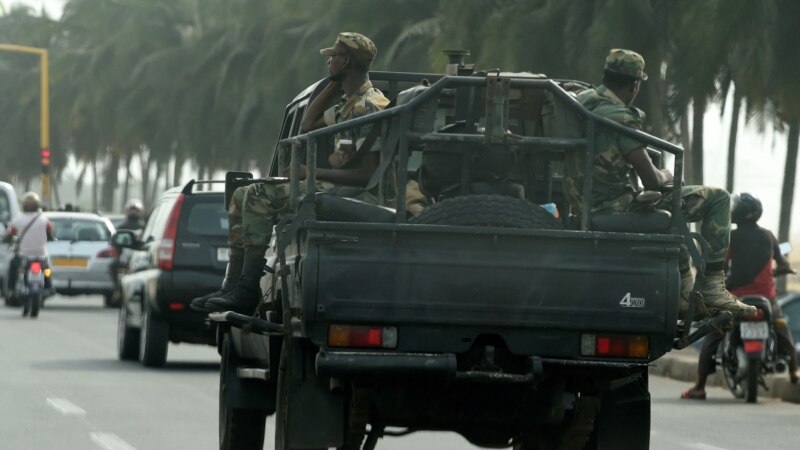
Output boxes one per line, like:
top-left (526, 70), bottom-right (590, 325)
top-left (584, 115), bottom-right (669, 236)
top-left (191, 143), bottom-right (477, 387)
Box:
top-left (1, 296), bottom-right (798, 450)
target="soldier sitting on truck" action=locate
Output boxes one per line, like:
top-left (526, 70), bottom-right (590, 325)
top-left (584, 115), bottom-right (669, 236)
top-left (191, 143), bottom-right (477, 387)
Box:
top-left (564, 48), bottom-right (756, 318)
top-left (190, 32), bottom-right (390, 315)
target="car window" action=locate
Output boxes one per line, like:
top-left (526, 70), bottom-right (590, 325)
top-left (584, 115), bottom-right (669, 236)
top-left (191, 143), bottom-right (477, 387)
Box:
top-left (51, 218), bottom-right (111, 241)
top-left (0, 190), bottom-right (11, 224)
top-left (142, 198), bottom-right (172, 242)
top-left (186, 202), bottom-right (227, 237)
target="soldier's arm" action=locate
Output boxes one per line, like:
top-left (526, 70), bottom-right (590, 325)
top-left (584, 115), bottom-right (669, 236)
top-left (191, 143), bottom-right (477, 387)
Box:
top-left (301, 80), bottom-right (342, 132)
top-left (626, 147), bottom-right (673, 190)
top-left (315, 152), bottom-right (378, 186)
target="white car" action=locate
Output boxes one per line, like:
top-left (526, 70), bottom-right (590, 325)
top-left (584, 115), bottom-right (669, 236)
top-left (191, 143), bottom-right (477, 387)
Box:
top-left (0, 181), bottom-right (21, 303)
top-left (45, 212), bottom-right (117, 306)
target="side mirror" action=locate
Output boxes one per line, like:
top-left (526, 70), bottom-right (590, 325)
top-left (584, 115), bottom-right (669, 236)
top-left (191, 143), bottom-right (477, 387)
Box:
top-left (111, 230), bottom-right (137, 249)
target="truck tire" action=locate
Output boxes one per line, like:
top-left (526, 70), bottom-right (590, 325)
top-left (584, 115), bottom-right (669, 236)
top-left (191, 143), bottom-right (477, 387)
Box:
top-left (745, 356), bottom-right (760, 403)
top-left (275, 339), bottom-right (326, 450)
top-left (139, 300), bottom-right (169, 367)
top-left (117, 304), bottom-right (140, 361)
top-left (591, 372), bottom-right (650, 450)
top-left (411, 194), bottom-right (562, 229)
top-left (219, 333), bottom-right (267, 450)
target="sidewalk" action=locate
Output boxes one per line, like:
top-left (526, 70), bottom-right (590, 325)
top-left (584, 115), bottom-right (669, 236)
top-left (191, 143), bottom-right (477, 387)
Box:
top-left (649, 346), bottom-right (800, 403)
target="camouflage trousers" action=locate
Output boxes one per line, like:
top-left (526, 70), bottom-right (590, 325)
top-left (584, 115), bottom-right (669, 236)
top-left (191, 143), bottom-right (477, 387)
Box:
top-left (650, 185), bottom-right (731, 267)
top-left (228, 181), bottom-right (378, 250)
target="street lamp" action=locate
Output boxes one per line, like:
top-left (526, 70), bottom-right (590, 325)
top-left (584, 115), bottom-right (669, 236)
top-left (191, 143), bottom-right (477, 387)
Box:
top-left (0, 43), bottom-right (51, 204)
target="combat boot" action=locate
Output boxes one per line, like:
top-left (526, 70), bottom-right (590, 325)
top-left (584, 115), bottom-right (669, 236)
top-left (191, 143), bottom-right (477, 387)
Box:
top-left (205, 248), bottom-right (267, 315)
top-left (190, 250), bottom-right (244, 312)
top-left (700, 270), bottom-right (757, 318)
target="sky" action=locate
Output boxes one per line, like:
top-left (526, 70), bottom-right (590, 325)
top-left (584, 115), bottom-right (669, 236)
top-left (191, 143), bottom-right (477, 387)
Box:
top-left (4, 0), bottom-right (800, 235)
top-left (6, 0), bottom-right (64, 17)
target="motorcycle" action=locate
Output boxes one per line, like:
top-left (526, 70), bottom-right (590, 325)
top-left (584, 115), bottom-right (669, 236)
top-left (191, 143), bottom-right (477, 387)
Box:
top-left (720, 295), bottom-right (787, 403)
top-left (16, 256), bottom-right (49, 318)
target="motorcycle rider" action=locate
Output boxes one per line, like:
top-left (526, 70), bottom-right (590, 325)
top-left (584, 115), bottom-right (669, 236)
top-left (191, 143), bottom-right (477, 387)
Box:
top-left (681, 192), bottom-right (799, 400)
top-left (109, 199), bottom-right (145, 301)
top-left (4, 192), bottom-right (54, 293)
top-left (117, 199), bottom-right (145, 231)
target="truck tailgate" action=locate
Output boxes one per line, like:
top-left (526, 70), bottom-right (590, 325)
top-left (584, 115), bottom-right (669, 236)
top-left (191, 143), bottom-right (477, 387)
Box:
top-left (300, 222), bottom-right (682, 356)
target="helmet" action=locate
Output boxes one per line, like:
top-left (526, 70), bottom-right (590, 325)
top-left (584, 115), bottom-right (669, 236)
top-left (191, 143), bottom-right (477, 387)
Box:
top-left (21, 192), bottom-right (41, 212)
top-left (124, 199), bottom-right (144, 217)
top-left (731, 192), bottom-right (763, 224)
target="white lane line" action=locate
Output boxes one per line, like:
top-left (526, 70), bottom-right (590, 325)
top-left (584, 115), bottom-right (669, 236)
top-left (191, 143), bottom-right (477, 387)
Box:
top-left (688, 444), bottom-right (728, 450)
top-left (90, 432), bottom-right (137, 450)
top-left (46, 397), bottom-right (87, 416)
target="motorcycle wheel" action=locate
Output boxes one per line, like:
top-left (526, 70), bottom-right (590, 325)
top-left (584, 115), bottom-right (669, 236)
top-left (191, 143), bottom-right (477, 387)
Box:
top-left (22, 295), bottom-right (30, 317)
top-left (30, 292), bottom-right (41, 318)
top-left (745, 356), bottom-right (760, 403)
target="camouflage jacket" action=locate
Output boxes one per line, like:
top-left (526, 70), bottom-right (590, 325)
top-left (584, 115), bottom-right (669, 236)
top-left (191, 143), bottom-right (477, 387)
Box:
top-left (323, 80), bottom-right (390, 169)
top-left (564, 84), bottom-right (646, 214)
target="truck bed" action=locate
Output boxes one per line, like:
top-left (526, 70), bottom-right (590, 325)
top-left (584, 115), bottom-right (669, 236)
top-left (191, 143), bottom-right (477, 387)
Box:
top-left (295, 221), bottom-right (682, 362)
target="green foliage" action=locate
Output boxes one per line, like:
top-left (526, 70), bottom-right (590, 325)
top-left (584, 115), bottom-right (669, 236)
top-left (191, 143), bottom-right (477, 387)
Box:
top-left (0, 0), bottom-right (796, 204)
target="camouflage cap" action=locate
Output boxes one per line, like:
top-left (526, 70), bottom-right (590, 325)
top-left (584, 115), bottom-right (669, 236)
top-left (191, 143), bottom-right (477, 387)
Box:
top-left (604, 49), bottom-right (648, 81)
top-left (320, 32), bottom-right (377, 67)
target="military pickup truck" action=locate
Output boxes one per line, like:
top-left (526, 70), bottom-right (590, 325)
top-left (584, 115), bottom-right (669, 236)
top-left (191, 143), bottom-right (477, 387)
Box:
top-left (209, 63), bottom-right (726, 450)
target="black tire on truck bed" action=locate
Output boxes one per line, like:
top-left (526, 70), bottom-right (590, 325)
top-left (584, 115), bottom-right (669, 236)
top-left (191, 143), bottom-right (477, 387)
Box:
top-left (410, 194), bottom-right (563, 229)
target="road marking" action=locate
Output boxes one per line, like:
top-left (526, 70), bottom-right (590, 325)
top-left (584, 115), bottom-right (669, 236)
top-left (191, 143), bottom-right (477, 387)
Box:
top-left (46, 397), bottom-right (86, 416)
top-left (688, 444), bottom-right (728, 450)
top-left (90, 432), bottom-right (137, 450)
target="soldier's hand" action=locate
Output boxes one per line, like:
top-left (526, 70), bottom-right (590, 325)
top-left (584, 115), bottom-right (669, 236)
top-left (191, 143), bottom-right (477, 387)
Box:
top-left (660, 169), bottom-right (674, 188)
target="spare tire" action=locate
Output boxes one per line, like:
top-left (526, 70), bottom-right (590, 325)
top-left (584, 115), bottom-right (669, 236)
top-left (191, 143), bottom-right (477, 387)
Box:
top-left (410, 194), bottom-right (563, 229)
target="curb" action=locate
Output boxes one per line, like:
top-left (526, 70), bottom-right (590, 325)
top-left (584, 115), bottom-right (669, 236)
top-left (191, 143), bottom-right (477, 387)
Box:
top-left (649, 347), bottom-right (800, 404)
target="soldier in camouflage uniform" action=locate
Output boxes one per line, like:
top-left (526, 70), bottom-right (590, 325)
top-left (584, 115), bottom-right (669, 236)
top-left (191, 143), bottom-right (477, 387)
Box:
top-left (564, 49), bottom-right (755, 318)
top-left (191, 32), bottom-right (390, 314)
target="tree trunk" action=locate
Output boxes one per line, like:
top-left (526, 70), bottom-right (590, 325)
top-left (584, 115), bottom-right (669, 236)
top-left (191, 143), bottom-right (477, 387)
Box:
top-left (148, 162), bottom-right (163, 207)
top-left (75, 163), bottom-right (87, 197)
top-left (196, 165), bottom-right (205, 191)
top-left (164, 160), bottom-right (171, 191)
top-left (101, 148), bottom-right (120, 212)
top-left (725, 90), bottom-right (742, 193)
top-left (140, 149), bottom-right (151, 206)
top-left (173, 154), bottom-right (183, 188)
top-left (91, 158), bottom-right (99, 212)
top-left (122, 148), bottom-right (133, 208)
top-left (679, 103), bottom-right (692, 182)
top-left (777, 117), bottom-right (800, 294)
top-left (690, 97), bottom-right (706, 185)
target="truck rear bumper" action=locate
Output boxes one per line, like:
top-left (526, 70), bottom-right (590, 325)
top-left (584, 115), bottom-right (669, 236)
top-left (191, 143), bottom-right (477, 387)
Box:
top-left (316, 350), bottom-right (649, 380)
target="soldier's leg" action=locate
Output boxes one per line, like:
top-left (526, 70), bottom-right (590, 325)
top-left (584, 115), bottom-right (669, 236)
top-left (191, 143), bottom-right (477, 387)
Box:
top-left (191, 186), bottom-right (247, 311)
top-left (681, 186), bottom-right (755, 317)
top-left (207, 182), bottom-right (292, 314)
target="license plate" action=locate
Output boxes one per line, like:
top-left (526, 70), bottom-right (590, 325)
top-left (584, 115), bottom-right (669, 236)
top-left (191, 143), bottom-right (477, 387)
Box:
top-left (740, 321), bottom-right (769, 339)
top-left (51, 258), bottom-right (88, 268)
top-left (217, 247), bottom-right (230, 262)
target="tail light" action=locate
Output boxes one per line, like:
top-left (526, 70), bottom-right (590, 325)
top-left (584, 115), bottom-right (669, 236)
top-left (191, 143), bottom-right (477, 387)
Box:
top-left (581, 334), bottom-right (649, 359)
top-left (96, 247), bottom-right (119, 258)
top-left (158, 194), bottom-right (185, 270)
top-left (743, 308), bottom-right (765, 321)
top-left (328, 324), bottom-right (398, 349)
top-left (30, 262), bottom-right (43, 274)
top-left (743, 340), bottom-right (764, 353)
